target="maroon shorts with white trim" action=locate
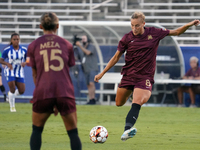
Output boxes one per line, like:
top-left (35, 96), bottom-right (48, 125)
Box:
top-left (32, 97), bottom-right (76, 116)
top-left (118, 75), bottom-right (154, 91)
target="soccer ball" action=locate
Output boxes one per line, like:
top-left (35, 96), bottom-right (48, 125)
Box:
top-left (89, 125), bottom-right (108, 143)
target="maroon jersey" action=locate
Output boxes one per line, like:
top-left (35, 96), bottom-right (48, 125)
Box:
top-left (27, 34), bottom-right (75, 99)
top-left (185, 67), bottom-right (200, 77)
top-left (118, 27), bottom-right (169, 82)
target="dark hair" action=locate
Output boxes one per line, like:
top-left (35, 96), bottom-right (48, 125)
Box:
top-left (10, 33), bottom-right (20, 45)
top-left (40, 12), bottom-right (59, 31)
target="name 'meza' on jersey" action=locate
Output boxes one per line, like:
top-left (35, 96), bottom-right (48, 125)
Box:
top-left (2, 45), bottom-right (27, 78)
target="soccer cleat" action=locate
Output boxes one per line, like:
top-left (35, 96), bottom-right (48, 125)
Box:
top-left (121, 127), bottom-right (137, 141)
top-left (10, 107), bottom-right (16, 112)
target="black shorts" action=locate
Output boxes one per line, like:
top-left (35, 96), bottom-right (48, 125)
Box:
top-left (32, 97), bottom-right (76, 116)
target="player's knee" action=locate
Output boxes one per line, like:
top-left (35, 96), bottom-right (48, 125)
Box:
top-left (10, 89), bottom-right (15, 93)
top-left (138, 96), bottom-right (149, 105)
top-left (115, 102), bottom-right (123, 107)
top-left (115, 98), bottom-right (124, 106)
top-left (141, 98), bottom-right (148, 105)
top-left (116, 103), bottom-right (123, 107)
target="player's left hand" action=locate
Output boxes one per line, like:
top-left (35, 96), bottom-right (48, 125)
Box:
top-left (189, 19), bottom-right (200, 26)
top-left (193, 19), bottom-right (200, 26)
top-left (21, 62), bottom-right (26, 67)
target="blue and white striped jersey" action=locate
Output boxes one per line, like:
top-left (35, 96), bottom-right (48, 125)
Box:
top-left (2, 45), bottom-right (27, 78)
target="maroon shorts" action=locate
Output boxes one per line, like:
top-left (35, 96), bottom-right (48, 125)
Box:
top-left (32, 97), bottom-right (76, 116)
top-left (118, 76), bottom-right (154, 91)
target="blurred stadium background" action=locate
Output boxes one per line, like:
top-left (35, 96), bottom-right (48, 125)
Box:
top-left (0, 0), bottom-right (200, 105)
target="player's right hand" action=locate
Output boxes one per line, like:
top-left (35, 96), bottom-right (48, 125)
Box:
top-left (94, 73), bottom-right (104, 82)
top-left (21, 62), bottom-right (26, 67)
top-left (7, 63), bottom-right (13, 70)
top-left (2, 64), bottom-right (6, 68)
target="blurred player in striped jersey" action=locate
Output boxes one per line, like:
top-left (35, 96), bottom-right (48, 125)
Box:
top-left (0, 33), bottom-right (27, 112)
top-left (0, 51), bottom-right (7, 102)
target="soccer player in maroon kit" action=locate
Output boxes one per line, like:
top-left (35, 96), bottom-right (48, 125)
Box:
top-left (94, 11), bottom-right (200, 141)
top-left (27, 12), bottom-right (81, 150)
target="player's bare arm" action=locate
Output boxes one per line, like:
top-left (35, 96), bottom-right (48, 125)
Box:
top-left (168, 19), bottom-right (200, 36)
top-left (0, 58), bottom-right (13, 70)
top-left (75, 41), bottom-right (91, 55)
top-left (94, 50), bottom-right (123, 82)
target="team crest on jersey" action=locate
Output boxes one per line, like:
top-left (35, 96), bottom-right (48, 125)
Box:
top-left (148, 35), bottom-right (153, 40)
top-left (146, 79), bottom-right (151, 87)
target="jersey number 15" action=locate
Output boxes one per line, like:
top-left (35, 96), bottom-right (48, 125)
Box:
top-left (40, 49), bottom-right (64, 72)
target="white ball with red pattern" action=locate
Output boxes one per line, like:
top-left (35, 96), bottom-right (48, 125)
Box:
top-left (89, 125), bottom-right (108, 143)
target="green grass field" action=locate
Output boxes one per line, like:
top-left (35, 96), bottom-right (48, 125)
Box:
top-left (0, 103), bottom-right (200, 150)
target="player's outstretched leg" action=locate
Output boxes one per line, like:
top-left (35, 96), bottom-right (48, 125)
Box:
top-left (121, 127), bottom-right (137, 141)
top-left (121, 103), bottom-right (141, 141)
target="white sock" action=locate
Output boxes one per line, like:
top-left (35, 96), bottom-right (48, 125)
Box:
top-left (14, 89), bottom-right (20, 96)
top-left (9, 91), bottom-right (15, 108)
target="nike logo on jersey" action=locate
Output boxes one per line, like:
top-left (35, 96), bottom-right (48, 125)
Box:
top-left (131, 40), bottom-right (134, 42)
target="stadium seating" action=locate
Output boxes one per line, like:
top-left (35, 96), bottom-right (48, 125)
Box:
top-left (0, 0), bottom-right (200, 44)
top-left (0, 0), bottom-right (118, 43)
